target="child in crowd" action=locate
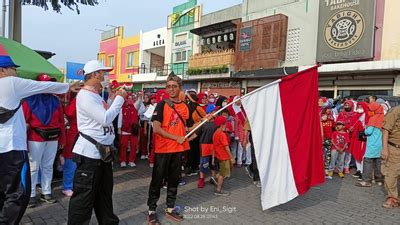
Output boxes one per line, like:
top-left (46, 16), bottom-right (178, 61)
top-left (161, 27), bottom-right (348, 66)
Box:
top-left (221, 110), bottom-right (233, 146)
top-left (328, 121), bottom-right (350, 179)
top-left (118, 93), bottom-right (140, 168)
top-left (213, 116), bottom-right (235, 196)
top-left (321, 107), bottom-right (335, 174)
top-left (188, 110), bottom-right (218, 188)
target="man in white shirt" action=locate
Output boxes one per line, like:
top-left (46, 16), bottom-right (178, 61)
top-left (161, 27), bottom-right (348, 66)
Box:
top-left (68, 60), bottom-right (126, 225)
top-left (0, 54), bottom-right (70, 224)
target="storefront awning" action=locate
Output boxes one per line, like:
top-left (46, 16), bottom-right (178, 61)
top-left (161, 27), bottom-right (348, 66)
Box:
top-left (233, 66), bottom-right (299, 78)
top-left (190, 20), bottom-right (238, 36)
top-left (300, 60), bottom-right (400, 75)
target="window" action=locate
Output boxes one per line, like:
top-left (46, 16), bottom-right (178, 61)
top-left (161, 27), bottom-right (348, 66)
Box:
top-left (98, 53), bottom-right (105, 65)
top-left (108, 55), bottom-right (114, 69)
top-left (175, 33), bottom-right (187, 42)
top-left (175, 51), bottom-right (187, 62)
top-left (127, 52), bottom-right (134, 68)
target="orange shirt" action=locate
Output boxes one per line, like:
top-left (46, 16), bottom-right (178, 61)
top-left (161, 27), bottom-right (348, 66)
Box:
top-left (213, 129), bottom-right (230, 161)
top-left (152, 100), bottom-right (189, 153)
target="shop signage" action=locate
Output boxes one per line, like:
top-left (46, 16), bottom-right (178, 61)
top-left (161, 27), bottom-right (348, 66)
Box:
top-left (172, 39), bottom-right (192, 52)
top-left (201, 81), bottom-right (241, 89)
top-left (101, 28), bottom-right (119, 41)
top-left (239, 27), bottom-right (252, 51)
top-left (317, 0), bottom-right (375, 62)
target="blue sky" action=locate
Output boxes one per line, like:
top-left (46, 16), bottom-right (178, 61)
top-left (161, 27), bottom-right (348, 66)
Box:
top-left (21, 0), bottom-right (242, 68)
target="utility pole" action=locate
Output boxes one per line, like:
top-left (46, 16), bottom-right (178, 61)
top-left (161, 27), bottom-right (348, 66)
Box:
top-left (2, 0), bottom-right (6, 37)
top-left (8, 0), bottom-right (21, 42)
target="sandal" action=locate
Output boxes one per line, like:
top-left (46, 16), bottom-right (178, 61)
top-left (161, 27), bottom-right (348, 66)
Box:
top-left (382, 197), bottom-right (400, 208)
top-left (355, 181), bottom-right (372, 187)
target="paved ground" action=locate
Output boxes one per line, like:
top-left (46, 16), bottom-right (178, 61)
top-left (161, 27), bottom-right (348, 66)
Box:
top-left (22, 160), bottom-right (400, 225)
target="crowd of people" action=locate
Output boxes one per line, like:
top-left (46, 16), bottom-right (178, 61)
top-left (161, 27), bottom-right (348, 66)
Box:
top-left (0, 53), bottom-right (260, 224)
top-left (1, 53), bottom-right (400, 225)
top-left (320, 95), bottom-right (400, 208)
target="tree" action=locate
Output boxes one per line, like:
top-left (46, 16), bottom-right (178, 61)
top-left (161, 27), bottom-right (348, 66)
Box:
top-left (20, 0), bottom-right (98, 14)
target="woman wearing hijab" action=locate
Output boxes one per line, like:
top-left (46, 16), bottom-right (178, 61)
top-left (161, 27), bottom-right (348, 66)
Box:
top-left (337, 100), bottom-right (359, 174)
top-left (197, 92), bottom-right (208, 111)
top-left (23, 74), bottom-right (66, 206)
top-left (356, 102), bottom-right (384, 187)
top-left (215, 95), bottom-right (228, 108)
top-left (227, 96), bottom-right (248, 167)
top-left (117, 93), bottom-right (141, 168)
top-left (349, 102), bottom-right (370, 179)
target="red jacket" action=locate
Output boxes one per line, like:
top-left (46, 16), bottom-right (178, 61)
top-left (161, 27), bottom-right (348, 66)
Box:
top-left (121, 103), bottom-right (139, 134)
top-left (336, 112), bottom-right (359, 137)
top-left (63, 98), bottom-right (78, 159)
top-left (23, 95), bottom-right (66, 147)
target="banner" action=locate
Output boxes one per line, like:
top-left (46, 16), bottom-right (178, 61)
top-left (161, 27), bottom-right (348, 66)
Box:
top-left (66, 62), bottom-right (85, 80)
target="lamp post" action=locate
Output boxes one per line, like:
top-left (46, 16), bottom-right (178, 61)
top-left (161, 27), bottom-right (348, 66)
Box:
top-left (106, 24), bottom-right (118, 28)
top-left (8, 0), bottom-right (21, 42)
top-left (2, 0), bottom-right (6, 37)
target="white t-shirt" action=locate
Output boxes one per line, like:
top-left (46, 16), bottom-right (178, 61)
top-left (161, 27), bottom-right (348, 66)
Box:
top-left (73, 89), bottom-right (124, 159)
top-left (0, 76), bottom-right (69, 153)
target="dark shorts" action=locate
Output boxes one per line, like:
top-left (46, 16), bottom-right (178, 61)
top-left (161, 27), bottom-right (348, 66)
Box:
top-left (199, 156), bottom-right (218, 173)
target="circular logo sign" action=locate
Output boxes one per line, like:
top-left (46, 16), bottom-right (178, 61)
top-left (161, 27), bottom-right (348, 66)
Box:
top-left (324, 9), bottom-right (365, 50)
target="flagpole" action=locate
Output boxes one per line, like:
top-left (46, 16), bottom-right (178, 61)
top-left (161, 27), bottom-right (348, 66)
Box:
top-left (185, 79), bottom-right (282, 138)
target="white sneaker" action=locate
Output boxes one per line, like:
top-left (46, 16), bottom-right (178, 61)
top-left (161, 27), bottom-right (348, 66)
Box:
top-left (62, 190), bottom-right (73, 197)
top-left (120, 162), bottom-right (127, 168)
top-left (140, 155), bottom-right (146, 160)
top-left (128, 162), bottom-right (136, 168)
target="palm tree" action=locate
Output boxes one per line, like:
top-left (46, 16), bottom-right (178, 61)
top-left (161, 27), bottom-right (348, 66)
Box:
top-left (20, 0), bottom-right (98, 14)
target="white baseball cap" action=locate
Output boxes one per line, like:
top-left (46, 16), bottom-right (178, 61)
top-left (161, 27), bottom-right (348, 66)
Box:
top-left (83, 60), bottom-right (112, 75)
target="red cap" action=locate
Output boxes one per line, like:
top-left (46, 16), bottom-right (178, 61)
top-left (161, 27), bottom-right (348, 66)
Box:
top-left (150, 94), bottom-right (157, 100)
top-left (37, 73), bottom-right (56, 82)
top-left (110, 80), bottom-right (121, 90)
top-left (214, 116), bottom-right (227, 127)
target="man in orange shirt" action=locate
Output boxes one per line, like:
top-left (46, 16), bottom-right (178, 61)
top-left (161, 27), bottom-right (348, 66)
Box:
top-left (147, 73), bottom-right (189, 224)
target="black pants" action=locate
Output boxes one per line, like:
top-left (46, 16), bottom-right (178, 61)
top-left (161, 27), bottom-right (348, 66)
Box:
top-left (0, 150), bottom-right (31, 225)
top-left (188, 137), bottom-right (200, 171)
top-left (147, 152), bottom-right (183, 211)
top-left (68, 154), bottom-right (119, 225)
top-left (113, 116), bottom-right (120, 149)
top-left (249, 134), bottom-right (260, 182)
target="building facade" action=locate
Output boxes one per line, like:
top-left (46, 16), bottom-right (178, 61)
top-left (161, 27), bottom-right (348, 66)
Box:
top-left (96, 0), bottom-right (400, 100)
top-left (98, 26), bottom-right (140, 83)
top-left (166, 0), bottom-right (202, 77)
top-left (136, 27), bottom-right (167, 92)
top-left (187, 4), bottom-right (242, 96)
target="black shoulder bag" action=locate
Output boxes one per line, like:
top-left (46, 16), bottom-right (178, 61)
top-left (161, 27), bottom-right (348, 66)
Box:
top-left (79, 132), bottom-right (116, 163)
top-left (0, 101), bottom-right (22, 124)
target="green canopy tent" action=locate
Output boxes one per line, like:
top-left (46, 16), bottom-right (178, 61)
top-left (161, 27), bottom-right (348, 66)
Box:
top-left (0, 37), bottom-right (64, 81)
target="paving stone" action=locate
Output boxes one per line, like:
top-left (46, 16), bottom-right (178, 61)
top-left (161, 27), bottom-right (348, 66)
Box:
top-left (21, 161), bottom-right (400, 224)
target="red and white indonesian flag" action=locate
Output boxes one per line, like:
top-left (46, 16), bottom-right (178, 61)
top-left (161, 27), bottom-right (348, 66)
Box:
top-left (241, 66), bottom-right (325, 210)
